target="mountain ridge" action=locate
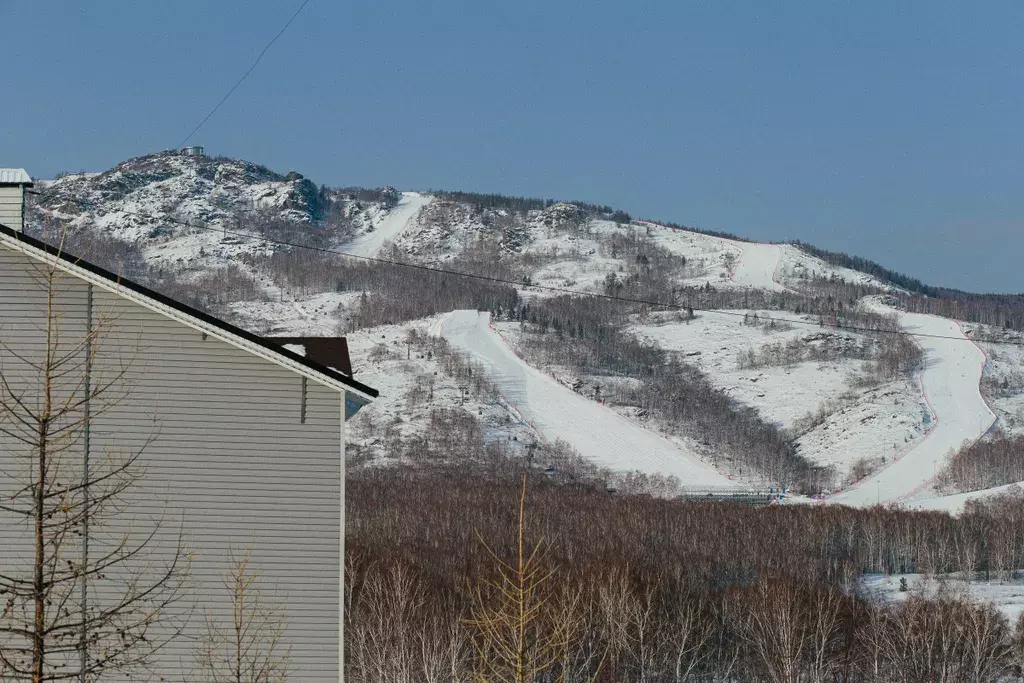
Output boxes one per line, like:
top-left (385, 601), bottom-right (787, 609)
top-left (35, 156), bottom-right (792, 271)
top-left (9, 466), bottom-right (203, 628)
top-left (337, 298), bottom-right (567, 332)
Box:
top-left (19, 150), bottom-right (1024, 506)
top-left (28, 150), bottom-right (1022, 301)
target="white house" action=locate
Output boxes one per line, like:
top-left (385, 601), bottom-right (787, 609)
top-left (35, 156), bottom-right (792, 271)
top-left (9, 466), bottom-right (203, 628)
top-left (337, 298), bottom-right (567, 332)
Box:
top-left (0, 172), bottom-right (376, 681)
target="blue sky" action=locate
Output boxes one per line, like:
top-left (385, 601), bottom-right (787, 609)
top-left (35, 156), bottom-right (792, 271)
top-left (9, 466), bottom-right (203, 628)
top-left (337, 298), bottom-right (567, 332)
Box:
top-left (3, 1), bottom-right (1022, 292)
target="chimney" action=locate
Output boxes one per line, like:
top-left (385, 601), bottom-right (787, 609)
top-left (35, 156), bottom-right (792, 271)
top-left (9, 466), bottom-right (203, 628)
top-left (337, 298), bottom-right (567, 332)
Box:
top-left (0, 169), bottom-right (34, 232)
top-left (264, 337), bottom-right (354, 377)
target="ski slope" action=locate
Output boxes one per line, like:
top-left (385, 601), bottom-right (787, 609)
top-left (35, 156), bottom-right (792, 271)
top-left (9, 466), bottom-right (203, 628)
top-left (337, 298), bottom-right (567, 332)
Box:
top-left (345, 192), bottom-right (431, 258)
top-left (729, 242), bottom-right (788, 292)
top-left (438, 310), bottom-right (737, 486)
top-left (831, 313), bottom-right (996, 505)
top-left (908, 481), bottom-right (1024, 515)
top-left (731, 240), bottom-right (996, 505)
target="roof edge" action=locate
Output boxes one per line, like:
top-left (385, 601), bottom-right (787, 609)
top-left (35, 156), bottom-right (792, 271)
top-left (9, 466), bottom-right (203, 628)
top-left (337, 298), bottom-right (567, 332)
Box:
top-left (0, 168), bottom-right (33, 186)
top-left (0, 223), bottom-right (378, 400)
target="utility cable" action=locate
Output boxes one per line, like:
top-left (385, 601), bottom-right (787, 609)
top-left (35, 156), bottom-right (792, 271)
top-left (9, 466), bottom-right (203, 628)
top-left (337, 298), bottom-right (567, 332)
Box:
top-left (177, 0), bottom-right (312, 148)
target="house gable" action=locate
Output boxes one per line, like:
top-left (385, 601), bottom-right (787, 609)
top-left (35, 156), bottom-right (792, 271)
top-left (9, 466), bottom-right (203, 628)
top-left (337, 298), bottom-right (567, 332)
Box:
top-left (0, 244), bottom-right (348, 680)
top-left (0, 223), bottom-right (377, 411)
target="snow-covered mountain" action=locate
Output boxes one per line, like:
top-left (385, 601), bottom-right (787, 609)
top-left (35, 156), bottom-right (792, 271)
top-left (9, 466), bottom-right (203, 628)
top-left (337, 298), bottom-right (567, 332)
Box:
top-left (36, 152), bottom-right (325, 233)
top-left (22, 151), bottom-right (1024, 509)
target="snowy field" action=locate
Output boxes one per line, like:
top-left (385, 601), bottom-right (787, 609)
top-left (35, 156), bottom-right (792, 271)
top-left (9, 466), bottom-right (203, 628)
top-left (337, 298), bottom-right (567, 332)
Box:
top-left (862, 573), bottom-right (1024, 623)
top-left (907, 482), bottom-right (1024, 514)
top-left (640, 223), bottom-right (891, 291)
top-left (641, 222), bottom-right (743, 287)
top-left (439, 310), bottom-right (738, 486)
top-left (229, 291), bottom-right (361, 336)
top-left (525, 230), bottom-right (627, 292)
top-left (961, 323), bottom-right (1024, 436)
top-left (776, 243), bottom-right (892, 290)
top-left (729, 242), bottom-right (789, 292)
top-left (521, 219), bottom-right (716, 293)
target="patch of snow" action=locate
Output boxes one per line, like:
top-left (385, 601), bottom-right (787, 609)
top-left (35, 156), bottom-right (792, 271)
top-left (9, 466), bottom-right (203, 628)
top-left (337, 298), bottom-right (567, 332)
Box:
top-left (776, 244), bottom-right (893, 290)
top-left (641, 222), bottom-right (743, 286)
top-left (960, 324), bottom-right (1024, 436)
top-left (230, 292), bottom-right (361, 337)
top-left (906, 482), bottom-right (1024, 514)
top-left (861, 573), bottom-right (1024, 623)
top-left (345, 317), bottom-right (534, 458)
top-left (344, 192), bottom-right (432, 258)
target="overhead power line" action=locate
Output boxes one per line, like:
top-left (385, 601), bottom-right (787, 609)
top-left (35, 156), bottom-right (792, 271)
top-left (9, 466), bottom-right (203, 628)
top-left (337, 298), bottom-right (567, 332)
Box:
top-left (105, 207), bottom-right (1024, 348)
top-left (177, 0), bottom-right (312, 148)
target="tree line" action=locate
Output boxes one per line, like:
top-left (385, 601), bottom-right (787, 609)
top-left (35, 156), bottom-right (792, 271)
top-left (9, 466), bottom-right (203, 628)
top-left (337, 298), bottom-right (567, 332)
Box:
top-left (792, 242), bottom-right (1024, 331)
top-left (429, 190), bottom-right (625, 219)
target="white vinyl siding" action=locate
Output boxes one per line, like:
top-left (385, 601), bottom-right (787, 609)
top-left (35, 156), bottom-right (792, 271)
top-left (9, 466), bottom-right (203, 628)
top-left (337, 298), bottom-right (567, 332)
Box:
top-left (0, 247), bottom-right (343, 681)
top-left (0, 186), bottom-right (23, 231)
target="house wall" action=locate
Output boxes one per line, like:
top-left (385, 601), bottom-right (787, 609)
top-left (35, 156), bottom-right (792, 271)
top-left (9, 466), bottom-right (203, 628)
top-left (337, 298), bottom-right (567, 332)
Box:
top-left (0, 246), bottom-right (344, 681)
top-left (0, 186), bottom-right (24, 231)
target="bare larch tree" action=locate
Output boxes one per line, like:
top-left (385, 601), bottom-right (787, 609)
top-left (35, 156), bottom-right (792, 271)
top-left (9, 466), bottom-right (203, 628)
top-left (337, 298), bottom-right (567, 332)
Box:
top-left (197, 547), bottom-right (289, 683)
top-left (0, 248), bottom-right (187, 682)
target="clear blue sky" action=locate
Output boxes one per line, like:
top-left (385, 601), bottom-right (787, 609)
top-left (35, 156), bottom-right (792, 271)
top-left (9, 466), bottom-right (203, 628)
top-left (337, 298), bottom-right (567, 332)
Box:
top-left (3, 1), bottom-right (1022, 292)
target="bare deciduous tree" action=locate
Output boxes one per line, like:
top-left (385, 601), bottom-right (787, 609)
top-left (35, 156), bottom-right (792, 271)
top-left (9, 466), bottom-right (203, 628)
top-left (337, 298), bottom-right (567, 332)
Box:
top-left (466, 474), bottom-right (566, 683)
top-left (197, 548), bottom-right (290, 683)
top-left (0, 250), bottom-right (187, 682)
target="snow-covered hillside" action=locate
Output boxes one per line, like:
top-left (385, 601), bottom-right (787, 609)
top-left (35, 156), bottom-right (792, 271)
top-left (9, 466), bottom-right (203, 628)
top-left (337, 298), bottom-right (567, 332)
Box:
top-left (725, 240), bottom-right (999, 506)
top-left (24, 151), bottom-right (1022, 508)
top-left (29, 151), bottom-right (412, 274)
top-left (634, 311), bottom-right (929, 482)
top-left (831, 312), bottom-right (995, 506)
top-left (35, 153), bottom-right (324, 240)
top-left (345, 192), bottom-right (432, 258)
top-left (439, 310), bottom-right (737, 487)
top-left (961, 324), bottom-right (1024, 435)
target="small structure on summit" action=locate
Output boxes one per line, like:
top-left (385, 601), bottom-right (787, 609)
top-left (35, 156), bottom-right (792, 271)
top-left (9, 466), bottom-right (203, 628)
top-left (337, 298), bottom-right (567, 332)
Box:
top-left (180, 145), bottom-right (205, 157)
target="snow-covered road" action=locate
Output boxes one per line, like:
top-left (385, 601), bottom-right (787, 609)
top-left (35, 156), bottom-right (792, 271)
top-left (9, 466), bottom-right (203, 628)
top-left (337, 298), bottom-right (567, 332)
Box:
top-left (344, 191), bottom-right (431, 258)
top-left (438, 310), bottom-right (737, 486)
top-left (731, 242), bottom-right (996, 505)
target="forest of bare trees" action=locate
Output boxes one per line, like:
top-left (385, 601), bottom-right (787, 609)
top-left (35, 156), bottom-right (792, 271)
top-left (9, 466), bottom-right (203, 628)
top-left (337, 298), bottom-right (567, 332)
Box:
top-left (346, 463), bottom-right (1024, 683)
top-left (899, 293), bottom-right (1024, 333)
top-left (936, 434), bottom-right (1024, 493)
